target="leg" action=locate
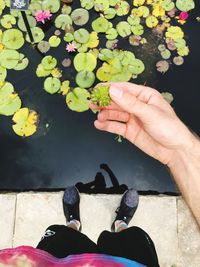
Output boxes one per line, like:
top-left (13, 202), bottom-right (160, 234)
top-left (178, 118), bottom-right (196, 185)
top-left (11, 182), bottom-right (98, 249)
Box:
top-left (97, 226), bottom-right (159, 267)
top-left (37, 224), bottom-right (98, 258)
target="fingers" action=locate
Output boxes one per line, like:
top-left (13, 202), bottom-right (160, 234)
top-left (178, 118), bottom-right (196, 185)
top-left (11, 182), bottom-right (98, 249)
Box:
top-left (94, 120), bottom-right (126, 137)
top-left (98, 110), bottom-right (130, 123)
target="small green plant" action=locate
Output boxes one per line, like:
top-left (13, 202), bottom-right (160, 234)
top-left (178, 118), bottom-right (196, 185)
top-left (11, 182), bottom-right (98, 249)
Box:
top-left (91, 85), bottom-right (111, 107)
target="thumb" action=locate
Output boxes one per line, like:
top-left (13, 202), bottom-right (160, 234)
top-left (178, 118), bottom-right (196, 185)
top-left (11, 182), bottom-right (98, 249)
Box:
top-left (109, 85), bottom-right (150, 120)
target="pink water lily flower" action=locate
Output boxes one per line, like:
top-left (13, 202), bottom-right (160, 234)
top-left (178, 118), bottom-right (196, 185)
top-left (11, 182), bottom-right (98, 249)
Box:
top-left (179, 11), bottom-right (189, 21)
top-left (66, 42), bottom-right (77, 53)
top-left (35, 10), bottom-right (46, 24)
top-left (43, 10), bottom-right (52, 20)
top-left (35, 10), bottom-right (52, 24)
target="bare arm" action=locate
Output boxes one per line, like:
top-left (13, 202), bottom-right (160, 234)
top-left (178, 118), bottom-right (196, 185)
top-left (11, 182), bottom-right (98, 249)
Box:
top-left (91, 82), bottom-right (200, 227)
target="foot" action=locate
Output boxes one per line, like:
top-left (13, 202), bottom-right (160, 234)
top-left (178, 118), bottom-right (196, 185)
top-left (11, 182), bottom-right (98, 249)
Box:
top-left (63, 186), bottom-right (81, 227)
top-left (111, 188), bottom-right (139, 232)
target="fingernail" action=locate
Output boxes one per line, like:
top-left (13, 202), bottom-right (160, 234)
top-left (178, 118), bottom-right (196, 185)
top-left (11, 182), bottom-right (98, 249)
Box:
top-left (109, 86), bottom-right (123, 99)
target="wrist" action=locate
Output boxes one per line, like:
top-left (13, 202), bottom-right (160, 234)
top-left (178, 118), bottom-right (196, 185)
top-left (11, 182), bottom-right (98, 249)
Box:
top-left (167, 132), bottom-right (200, 171)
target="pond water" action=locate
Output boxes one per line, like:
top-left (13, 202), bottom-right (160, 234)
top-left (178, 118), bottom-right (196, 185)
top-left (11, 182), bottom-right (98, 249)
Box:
top-left (0, 0), bottom-right (199, 192)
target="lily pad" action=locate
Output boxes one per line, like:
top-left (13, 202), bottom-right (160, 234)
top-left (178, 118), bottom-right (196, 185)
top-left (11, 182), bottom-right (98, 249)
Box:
top-left (29, 2), bottom-right (42, 15)
top-left (80, 0), bottom-right (94, 10)
top-left (161, 49), bottom-right (171, 59)
top-left (26, 27), bottom-right (44, 43)
top-left (116, 21), bottom-right (131, 37)
top-left (106, 28), bottom-right (118, 40)
top-left (42, 0), bottom-right (60, 13)
top-left (13, 54), bottom-right (29, 71)
top-left (66, 87), bottom-right (90, 112)
top-left (115, 0), bottom-right (130, 16)
top-left (71, 8), bottom-right (89, 26)
top-left (12, 108), bottom-right (38, 137)
top-left (0, 82), bottom-right (21, 116)
top-left (37, 41), bottom-right (50, 53)
top-left (129, 59), bottom-right (145, 74)
top-left (104, 8), bottom-right (116, 19)
top-left (92, 17), bottom-right (109, 33)
top-left (74, 52), bottom-right (97, 71)
top-left (2, 29), bottom-right (24, 49)
top-left (156, 60), bottom-right (169, 73)
top-left (59, 80), bottom-right (70, 95)
top-left (162, 0), bottom-right (175, 11)
top-left (49, 36), bottom-right (61, 47)
top-left (0, 49), bottom-right (20, 69)
top-left (36, 64), bottom-right (52, 77)
top-left (75, 70), bottom-right (95, 88)
top-left (55, 14), bottom-right (72, 30)
top-left (1, 14), bottom-right (16, 29)
top-left (62, 4), bottom-right (72, 14)
top-left (176, 0), bottom-right (195, 12)
top-left (74, 28), bottom-right (90, 44)
top-left (44, 77), bottom-right (61, 94)
top-left (173, 56), bottom-right (184, 65)
top-left (161, 92), bottom-right (174, 104)
top-left (127, 15), bottom-right (141, 26)
top-left (64, 32), bottom-right (74, 42)
top-left (18, 15), bottom-right (36, 32)
top-left (146, 16), bottom-right (158, 28)
top-left (131, 24), bottom-right (144, 35)
top-left (94, 0), bottom-right (109, 12)
top-left (42, 56), bottom-right (57, 70)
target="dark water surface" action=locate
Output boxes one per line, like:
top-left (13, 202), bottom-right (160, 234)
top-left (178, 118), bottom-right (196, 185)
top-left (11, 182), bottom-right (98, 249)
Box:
top-left (0, 1), bottom-right (199, 192)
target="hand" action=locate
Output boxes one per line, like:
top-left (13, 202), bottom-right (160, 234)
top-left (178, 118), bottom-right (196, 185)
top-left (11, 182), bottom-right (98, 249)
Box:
top-left (91, 82), bottom-right (195, 166)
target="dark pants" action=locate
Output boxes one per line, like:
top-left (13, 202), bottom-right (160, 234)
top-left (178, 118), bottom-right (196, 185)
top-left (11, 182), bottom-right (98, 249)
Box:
top-left (37, 225), bottom-right (160, 267)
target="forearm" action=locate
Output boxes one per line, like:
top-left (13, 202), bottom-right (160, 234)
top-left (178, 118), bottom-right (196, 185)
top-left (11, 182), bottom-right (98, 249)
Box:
top-left (168, 134), bottom-right (200, 227)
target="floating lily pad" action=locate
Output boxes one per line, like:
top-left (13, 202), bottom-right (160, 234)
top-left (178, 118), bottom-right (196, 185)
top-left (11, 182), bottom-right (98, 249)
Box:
top-left (0, 49), bottom-right (20, 69)
top-left (42, 0), bottom-right (60, 13)
top-left (162, 0), bottom-right (175, 11)
top-left (18, 15), bottom-right (36, 32)
top-left (116, 21), bottom-right (131, 37)
top-left (0, 82), bottom-right (21, 116)
top-left (173, 56), bottom-right (184, 65)
top-left (26, 27), bottom-right (44, 43)
top-left (176, 0), bottom-right (195, 12)
top-left (146, 16), bottom-right (158, 28)
top-left (36, 64), bottom-right (52, 77)
top-left (74, 52), bottom-right (97, 71)
top-left (138, 6), bottom-right (150, 17)
top-left (80, 0), bottom-right (94, 10)
top-left (62, 4), bottom-right (72, 14)
top-left (62, 58), bottom-right (72, 67)
top-left (29, 2), bottom-right (42, 15)
top-left (115, 0), bottom-right (130, 16)
top-left (44, 77), bottom-right (61, 94)
top-left (75, 70), bottom-right (95, 88)
top-left (2, 29), bottom-right (24, 49)
top-left (128, 59), bottom-right (145, 74)
top-left (161, 49), bottom-right (171, 59)
top-left (131, 24), bottom-right (144, 35)
top-left (106, 39), bottom-right (118, 49)
top-left (55, 14), bottom-right (72, 30)
top-left (12, 108), bottom-right (38, 137)
top-left (71, 8), bottom-right (89, 26)
top-left (156, 60), bottom-right (169, 73)
top-left (94, 0), bottom-right (109, 12)
top-left (66, 87), bottom-right (90, 112)
top-left (74, 28), bottom-right (90, 44)
top-left (37, 41), bottom-right (50, 53)
top-left (13, 54), bottom-right (29, 71)
top-left (129, 35), bottom-right (142, 46)
top-left (127, 15), bottom-right (141, 26)
top-left (106, 28), bottom-right (118, 40)
top-left (92, 17), bottom-right (109, 33)
top-left (104, 8), bottom-right (116, 19)
top-left (0, 66), bottom-right (7, 81)
top-left (1, 14), bottom-right (16, 29)
top-left (49, 36), bottom-right (61, 47)
top-left (42, 56), bottom-right (57, 70)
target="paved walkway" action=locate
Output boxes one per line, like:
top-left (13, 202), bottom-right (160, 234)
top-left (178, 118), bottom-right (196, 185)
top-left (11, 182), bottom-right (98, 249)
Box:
top-left (0, 193), bottom-right (200, 267)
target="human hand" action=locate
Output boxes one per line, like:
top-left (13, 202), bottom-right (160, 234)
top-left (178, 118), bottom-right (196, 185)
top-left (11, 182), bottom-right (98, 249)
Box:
top-left (90, 82), bottom-right (195, 166)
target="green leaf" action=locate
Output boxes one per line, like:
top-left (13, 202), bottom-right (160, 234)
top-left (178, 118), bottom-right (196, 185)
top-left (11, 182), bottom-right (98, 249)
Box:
top-left (66, 87), bottom-right (90, 112)
top-left (44, 77), bottom-right (61, 94)
top-left (2, 29), bottom-right (24, 49)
